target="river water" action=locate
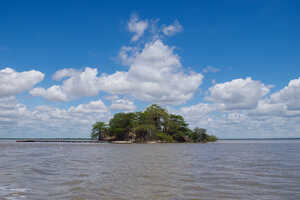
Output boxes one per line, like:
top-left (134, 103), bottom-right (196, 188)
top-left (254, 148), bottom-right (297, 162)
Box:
top-left (0, 140), bottom-right (299, 200)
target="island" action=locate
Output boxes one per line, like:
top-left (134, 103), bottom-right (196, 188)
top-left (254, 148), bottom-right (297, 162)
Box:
top-left (91, 104), bottom-right (217, 143)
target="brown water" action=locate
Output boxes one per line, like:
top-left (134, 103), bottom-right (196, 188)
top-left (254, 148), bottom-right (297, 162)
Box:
top-left (0, 140), bottom-right (300, 200)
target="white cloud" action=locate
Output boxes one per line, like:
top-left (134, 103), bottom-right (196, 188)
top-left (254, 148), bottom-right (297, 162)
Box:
top-left (128, 14), bottom-right (148, 42)
top-left (180, 103), bottom-right (216, 121)
top-left (52, 68), bottom-right (79, 81)
top-left (270, 77), bottom-right (300, 110)
top-left (0, 97), bottom-right (28, 122)
top-left (162, 20), bottom-right (183, 36)
top-left (0, 68), bottom-right (44, 98)
top-left (178, 103), bottom-right (216, 128)
top-left (246, 78), bottom-right (300, 118)
top-left (252, 99), bottom-right (286, 116)
top-left (110, 98), bottom-right (136, 112)
top-left (178, 101), bottom-right (300, 138)
top-left (206, 77), bottom-right (270, 110)
top-left (174, 77), bottom-right (300, 138)
top-left (31, 40), bottom-right (203, 105)
top-left (114, 39), bottom-right (203, 104)
top-left (0, 98), bottom-right (110, 138)
top-left (30, 86), bottom-right (68, 102)
top-left (69, 100), bottom-right (108, 113)
top-left (202, 66), bottom-right (220, 73)
top-left (30, 67), bottom-right (101, 102)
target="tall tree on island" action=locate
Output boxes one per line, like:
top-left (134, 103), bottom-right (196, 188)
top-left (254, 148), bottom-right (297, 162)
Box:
top-left (91, 122), bottom-right (108, 141)
top-left (144, 104), bottom-right (168, 131)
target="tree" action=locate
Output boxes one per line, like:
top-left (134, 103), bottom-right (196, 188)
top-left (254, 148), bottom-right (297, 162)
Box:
top-left (190, 127), bottom-right (209, 142)
top-left (166, 114), bottom-right (189, 134)
top-left (144, 104), bottom-right (168, 131)
top-left (109, 112), bottom-right (137, 140)
top-left (91, 122), bottom-right (108, 141)
top-left (134, 124), bottom-right (156, 142)
top-left (164, 114), bottom-right (191, 142)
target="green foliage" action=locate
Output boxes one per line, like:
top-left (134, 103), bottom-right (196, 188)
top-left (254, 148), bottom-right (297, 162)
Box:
top-left (207, 135), bottom-right (218, 142)
top-left (110, 127), bottom-right (126, 140)
top-left (172, 131), bottom-right (186, 142)
top-left (155, 132), bottom-right (174, 143)
top-left (134, 124), bottom-right (156, 142)
top-left (109, 112), bottom-right (137, 140)
top-left (90, 104), bottom-right (217, 143)
top-left (144, 104), bottom-right (168, 131)
top-left (189, 127), bottom-right (218, 142)
top-left (189, 131), bottom-right (201, 142)
top-left (166, 114), bottom-right (190, 137)
top-left (91, 122), bottom-right (108, 141)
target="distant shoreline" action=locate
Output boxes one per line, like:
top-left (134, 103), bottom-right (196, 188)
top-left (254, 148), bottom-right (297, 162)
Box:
top-left (14, 139), bottom-right (213, 143)
top-left (220, 138), bottom-right (300, 140)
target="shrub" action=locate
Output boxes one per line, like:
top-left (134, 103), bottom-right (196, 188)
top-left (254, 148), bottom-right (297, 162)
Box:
top-left (207, 135), bottom-right (218, 142)
top-left (172, 131), bottom-right (186, 142)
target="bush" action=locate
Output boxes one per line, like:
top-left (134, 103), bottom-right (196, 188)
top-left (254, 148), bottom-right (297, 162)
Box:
top-left (207, 135), bottom-right (218, 142)
top-left (172, 131), bottom-right (186, 142)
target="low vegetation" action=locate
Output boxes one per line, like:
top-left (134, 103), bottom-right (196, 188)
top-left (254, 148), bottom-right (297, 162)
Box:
top-left (91, 104), bottom-right (217, 143)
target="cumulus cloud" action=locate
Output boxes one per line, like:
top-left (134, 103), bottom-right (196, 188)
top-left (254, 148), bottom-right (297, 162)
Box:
top-left (128, 14), bottom-right (148, 42)
top-left (0, 68), bottom-right (44, 98)
top-left (30, 86), bottom-right (68, 102)
top-left (162, 20), bottom-right (183, 36)
top-left (31, 40), bottom-right (203, 105)
top-left (114, 39), bottom-right (203, 104)
top-left (69, 100), bottom-right (108, 113)
top-left (173, 77), bottom-right (300, 138)
top-left (0, 98), bottom-right (110, 138)
top-left (247, 99), bottom-right (300, 119)
top-left (52, 68), bottom-right (79, 81)
top-left (30, 67), bottom-right (101, 102)
top-left (110, 98), bottom-right (136, 112)
top-left (246, 77), bottom-right (300, 118)
top-left (206, 77), bottom-right (270, 110)
top-left (179, 103), bottom-right (216, 121)
top-left (270, 77), bottom-right (300, 110)
top-left (0, 97), bottom-right (27, 123)
top-left (178, 101), bottom-right (300, 138)
top-left (178, 103), bottom-right (216, 128)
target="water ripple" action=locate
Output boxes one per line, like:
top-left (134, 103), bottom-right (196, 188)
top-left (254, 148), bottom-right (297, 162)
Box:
top-left (0, 141), bottom-right (300, 199)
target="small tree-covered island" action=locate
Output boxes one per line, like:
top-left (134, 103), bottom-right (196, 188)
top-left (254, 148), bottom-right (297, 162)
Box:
top-left (91, 104), bottom-right (217, 143)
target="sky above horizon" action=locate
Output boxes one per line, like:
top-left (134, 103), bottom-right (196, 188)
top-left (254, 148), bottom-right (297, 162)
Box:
top-left (1, 0), bottom-right (300, 138)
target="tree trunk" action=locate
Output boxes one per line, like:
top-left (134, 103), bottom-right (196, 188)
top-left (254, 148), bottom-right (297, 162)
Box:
top-left (98, 132), bottom-right (101, 141)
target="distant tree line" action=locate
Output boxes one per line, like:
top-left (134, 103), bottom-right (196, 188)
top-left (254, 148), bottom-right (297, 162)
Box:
top-left (91, 104), bottom-right (217, 143)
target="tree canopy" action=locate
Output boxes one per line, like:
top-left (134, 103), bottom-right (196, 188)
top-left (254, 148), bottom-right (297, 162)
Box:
top-left (91, 122), bottom-right (108, 141)
top-left (91, 104), bottom-right (217, 143)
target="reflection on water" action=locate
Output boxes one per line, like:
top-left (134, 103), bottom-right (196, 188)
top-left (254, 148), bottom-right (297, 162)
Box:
top-left (0, 140), bottom-right (300, 200)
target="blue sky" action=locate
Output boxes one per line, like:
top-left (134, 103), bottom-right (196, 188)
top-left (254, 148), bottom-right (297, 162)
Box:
top-left (1, 0), bottom-right (300, 138)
